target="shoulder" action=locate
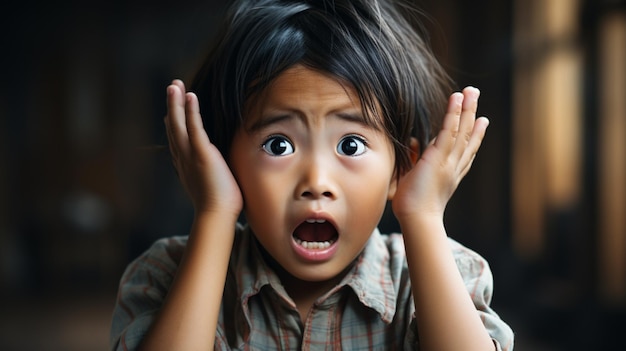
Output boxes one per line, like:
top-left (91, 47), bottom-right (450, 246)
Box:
top-left (377, 232), bottom-right (493, 287)
top-left (381, 232), bottom-right (490, 268)
top-left (375, 232), bottom-right (407, 257)
top-left (362, 231), bottom-right (409, 281)
top-left (110, 235), bottom-right (189, 349)
top-left (147, 235), bottom-right (189, 260)
top-left (131, 236), bottom-right (188, 272)
top-left (116, 235), bottom-right (190, 296)
top-left (129, 223), bottom-right (247, 270)
top-left (447, 238), bottom-right (493, 283)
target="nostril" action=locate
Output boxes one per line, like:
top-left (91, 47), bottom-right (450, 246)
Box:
top-left (300, 190), bottom-right (333, 199)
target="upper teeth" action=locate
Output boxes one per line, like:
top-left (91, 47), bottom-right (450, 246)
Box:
top-left (306, 219), bottom-right (326, 223)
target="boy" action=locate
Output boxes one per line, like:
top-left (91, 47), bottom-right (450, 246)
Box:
top-left (111, 0), bottom-right (514, 350)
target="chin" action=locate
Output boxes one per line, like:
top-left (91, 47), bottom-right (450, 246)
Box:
top-left (288, 263), bottom-right (349, 283)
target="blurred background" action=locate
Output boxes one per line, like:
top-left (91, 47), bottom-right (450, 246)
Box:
top-left (1, 0), bottom-right (625, 349)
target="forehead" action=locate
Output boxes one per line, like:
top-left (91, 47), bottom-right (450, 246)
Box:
top-left (244, 65), bottom-right (383, 129)
top-left (258, 65), bottom-right (359, 106)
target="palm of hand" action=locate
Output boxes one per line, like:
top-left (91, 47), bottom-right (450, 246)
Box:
top-left (165, 80), bottom-right (243, 216)
top-left (392, 87), bottom-right (488, 221)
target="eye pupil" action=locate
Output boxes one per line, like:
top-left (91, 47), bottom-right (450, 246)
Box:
top-left (341, 139), bottom-right (358, 155)
top-left (271, 140), bottom-right (288, 154)
top-left (262, 136), bottom-right (294, 156)
top-left (338, 136), bottom-right (366, 156)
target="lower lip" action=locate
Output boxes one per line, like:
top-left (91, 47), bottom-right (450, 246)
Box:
top-left (290, 237), bottom-right (339, 262)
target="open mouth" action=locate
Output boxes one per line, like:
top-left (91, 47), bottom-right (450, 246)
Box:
top-left (293, 219), bottom-right (339, 250)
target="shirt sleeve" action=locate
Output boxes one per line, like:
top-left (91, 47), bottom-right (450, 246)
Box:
top-left (109, 236), bottom-right (187, 351)
top-left (449, 239), bottom-right (515, 351)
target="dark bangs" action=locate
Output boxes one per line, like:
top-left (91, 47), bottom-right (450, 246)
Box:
top-left (192, 0), bottom-right (451, 175)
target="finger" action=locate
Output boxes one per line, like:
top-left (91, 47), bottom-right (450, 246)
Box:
top-left (166, 82), bottom-right (190, 156)
top-left (184, 92), bottom-right (212, 153)
top-left (459, 154), bottom-right (476, 180)
top-left (434, 92), bottom-right (463, 152)
top-left (164, 85), bottom-right (180, 163)
top-left (458, 116), bottom-right (489, 176)
top-left (453, 87), bottom-right (480, 157)
top-left (171, 79), bottom-right (186, 95)
top-left (164, 115), bottom-right (178, 161)
top-left (165, 85), bottom-right (182, 162)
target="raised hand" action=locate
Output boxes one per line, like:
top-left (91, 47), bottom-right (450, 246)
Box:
top-left (137, 82), bottom-right (242, 351)
top-left (392, 87), bottom-right (496, 351)
top-left (392, 87), bottom-right (489, 221)
top-left (165, 80), bottom-right (243, 216)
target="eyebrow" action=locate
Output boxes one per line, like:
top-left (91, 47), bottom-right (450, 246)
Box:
top-left (336, 112), bottom-right (369, 125)
top-left (247, 111), bottom-right (369, 132)
top-left (247, 113), bottom-right (297, 132)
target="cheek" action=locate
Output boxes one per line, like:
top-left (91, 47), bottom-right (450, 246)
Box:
top-left (341, 161), bottom-right (394, 214)
top-left (236, 158), bottom-right (293, 215)
top-left (343, 153), bottom-right (395, 193)
top-left (344, 179), bottom-right (389, 213)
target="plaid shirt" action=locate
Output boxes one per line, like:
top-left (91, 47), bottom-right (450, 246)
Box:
top-left (110, 225), bottom-right (514, 350)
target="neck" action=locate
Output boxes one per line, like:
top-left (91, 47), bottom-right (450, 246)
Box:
top-left (278, 269), bottom-right (344, 322)
top-left (256, 241), bottom-right (348, 321)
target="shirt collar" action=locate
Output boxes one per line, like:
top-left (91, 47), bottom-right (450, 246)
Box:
top-left (233, 225), bottom-right (397, 323)
top-left (335, 228), bottom-right (397, 323)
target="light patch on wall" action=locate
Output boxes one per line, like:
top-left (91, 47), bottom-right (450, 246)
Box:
top-left (512, 0), bottom-right (583, 258)
top-left (598, 11), bottom-right (626, 304)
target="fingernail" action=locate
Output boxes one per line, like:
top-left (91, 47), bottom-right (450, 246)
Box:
top-left (466, 86), bottom-right (480, 97)
top-left (453, 92), bottom-right (463, 104)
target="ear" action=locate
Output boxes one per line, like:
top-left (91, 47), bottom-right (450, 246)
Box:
top-left (387, 137), bottom-right (420, 200)
top-left (408, 137), bottom-right (420, 164)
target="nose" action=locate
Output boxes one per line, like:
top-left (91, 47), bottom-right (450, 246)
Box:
top-left (295, 155), bottom-right (337, 200)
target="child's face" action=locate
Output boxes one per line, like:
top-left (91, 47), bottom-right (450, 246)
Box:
top-left (230, 65), bottom-right (397, 283)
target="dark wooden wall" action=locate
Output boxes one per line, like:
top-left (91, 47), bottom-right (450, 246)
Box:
top-left (2, 0), bottom-right (625, 349)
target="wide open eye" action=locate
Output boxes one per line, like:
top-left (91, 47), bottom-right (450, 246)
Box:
top-left (261, 136), bottom-right (295, 156)
top-left (337, 135), bottom-right (367, 156)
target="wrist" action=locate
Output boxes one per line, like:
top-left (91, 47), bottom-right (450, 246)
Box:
top-left (391, 197), bottom-right (446, 225)
top-left (193, 197), bottom-right (242, 220)
top-left (396, 212), bottom-right (446, 239)
top-left (395, 209), bottom-right (444, 227)
top-left (186, 209), bottom-right (239, 250)
top-left (195, 206), bottom-right (240, 219)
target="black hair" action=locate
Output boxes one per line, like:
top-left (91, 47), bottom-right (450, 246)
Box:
top-left (191, 0), bottom-right (453, 175)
